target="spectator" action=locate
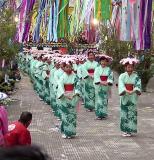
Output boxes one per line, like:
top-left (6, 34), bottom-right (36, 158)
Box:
top-left (0, 145), bottom-right (51, 160)
top-left (4, 111), bottom-right (32, 147)
top-left (0, 92), bottom-right (8, 147)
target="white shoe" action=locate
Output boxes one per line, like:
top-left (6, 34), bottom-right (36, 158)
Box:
top-left (122, 133), bottom-right (132, 137)
top-left (62, 134), bottom-right (67, 139)
top-left (62, 134), bottom-right (71, 139)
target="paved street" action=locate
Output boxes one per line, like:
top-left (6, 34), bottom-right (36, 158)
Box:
top-left (7, 74), bottom-right (154, 160)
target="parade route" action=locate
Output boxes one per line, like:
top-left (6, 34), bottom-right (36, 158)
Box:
top-left (8, 74), bottom-right (154, 160)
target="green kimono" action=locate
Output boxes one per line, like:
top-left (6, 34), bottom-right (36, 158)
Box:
top-left (53, 68), bottom-right (64, 119)
top-left (82, 60), bottom-right (98, 110)
top-left (30, 58), bottom-right (37, 82)
top-left (118, 72), bottom-right (141, 133)
top-left (49, 67), bottom-right (57, 114)
top-left (20, 53), bottom-right (26, 72)
top-left (77, 64), bottom-right (85, 100)
top-left (73, 63), bottom-right (79, 73)
top-left (42, 63), bottom-right (50, 104)
top-left (57, 72), bottom-right (80, 137)
top-left (34, 61), bottom-right (44, 97)
top-left (26, 54), bottom-right (33, 74)
top-left (94, 66), bottom-right (113, 118)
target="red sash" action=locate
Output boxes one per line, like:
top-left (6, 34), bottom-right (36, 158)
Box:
top-left (64, 84), bottom-right (74, 92)
top-left (100, 75), bottom-right (108, 81)
top-left (125, 84), bottom-right (134, 91)
top-left (88, 69), bottom-right (94, 74)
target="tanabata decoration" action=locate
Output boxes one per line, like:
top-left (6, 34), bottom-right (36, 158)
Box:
top-left (11, 0), bottom-right (152, 51)
top-left (47, 0), bottom-right (59, 42)
top-left (57, 0), bottom-right (69, 38)
top-left (33, 0), bottom-right (46, 42)
top-left (94, 0), bottom-right (111, 21)
top-left (15, 0), bottom-right (35, 43)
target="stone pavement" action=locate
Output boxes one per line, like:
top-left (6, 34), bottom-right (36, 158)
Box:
top-left (7, 75), bottom-right (154, 160)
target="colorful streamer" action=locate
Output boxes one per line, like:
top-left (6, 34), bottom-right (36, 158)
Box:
top-left (16, 0), bottom-right (27, 43)
top-left (22, 0), bottom-right (36, 42)
top-left (57, 0), bottom-right (69, 39)
top-left (137, 0), bottom-right (153, 50)
top-left (47, 0), bottom-right (60, 42)
top-left (94, 0), bottom-right (111, 21)
top-left (33, 0), bottom-right (46, 42)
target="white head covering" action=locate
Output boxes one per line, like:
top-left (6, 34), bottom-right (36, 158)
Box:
top-left (120, 57), bottom-right (139, 65)
top-left (98, 54), bottom-right (113, 62)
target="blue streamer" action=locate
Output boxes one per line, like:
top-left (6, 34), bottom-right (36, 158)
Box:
top-left (47, 4), bottom-right (53, 41)
top-left (47, 0), bottom-right (59, 42)
top-left (33, 0), bottom-right (46, 42)
top-left (53, 0), bottom-right (59, 42)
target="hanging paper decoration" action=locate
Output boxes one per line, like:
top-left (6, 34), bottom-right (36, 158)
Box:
top-left (84, 0), bottom-right (94, 25)
top-left (120, 0), bottom-right (132, 41)
top-left (47, 0), bottom-right (60, 42)
top-left (0, 0), bottom-right (7, 8)
top-left (134, 0), bottom-right (152, 50)
top-left (129, 0), bottom-right (136, 5)
top-left (33, 0), bottom-right (46, 42)
top-left (11, 0), bottom-right (152, 51)
top-left (22, 0), bottom-right (36, 42)
top-left (15, 0), bottom-right (27, 43)
top-left (53, 0), bottom-right (60, 42)
top-left (94, 0), bottom-right (111, 21)
top-left (29, 2), bottom-right (38, 38)
top-left (9, 0), bottom-right (16, 10)
top-left (47, 4), bottom-right (54, 41)
top-left (111, 0), bottom-right (122, 38)
top-left (15, 0), bottom-right (36, 43)
top-left (119, 0), bottom-right (152, 50)
top-left (40, 0), bottom-right (51, 41)
top-left (69, 0), bottom-right (81, 37)
top-left (57, 0), bottom-right (69, 39)
top-left (79, 0), bottom-right (92, 26)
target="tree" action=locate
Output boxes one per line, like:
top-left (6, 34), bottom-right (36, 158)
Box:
top-left (99, 24), bottom-right (154, 91)
top-left (0, 8), bottom-right (20, 60)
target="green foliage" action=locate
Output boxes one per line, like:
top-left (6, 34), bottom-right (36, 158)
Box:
top-left (0, 8), bottom-right (20, 60)
top-left (136, 52), bottom-right (154, 91)
top-left (99, 25), bottom-right (133, 74)
top-left (99, 24), bottom-right (154, 91)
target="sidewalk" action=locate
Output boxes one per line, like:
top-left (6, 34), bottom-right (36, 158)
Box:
top-left (8, 74), bottom-right (154, 160)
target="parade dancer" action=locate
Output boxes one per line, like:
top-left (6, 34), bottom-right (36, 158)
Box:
top-left (82, 52), bottom-right (98, 111)
top-left (94, 55), bottom-right (113, 119)
top-left (49, 60), bottom-right (60, 115)
top-left (41, 56), bottom-right (51, 105)
top-left (118, 57), bottom-right (141, 137)
top-left (53, 60), bottom-right (65, 120)
top-left (57, 60), bottom-right (80, 139)
top-left (77, 56), bottom-right (86, 104)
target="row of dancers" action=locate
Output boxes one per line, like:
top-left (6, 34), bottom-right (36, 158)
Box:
top-left (19, 47), bottom-right (141, 138)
